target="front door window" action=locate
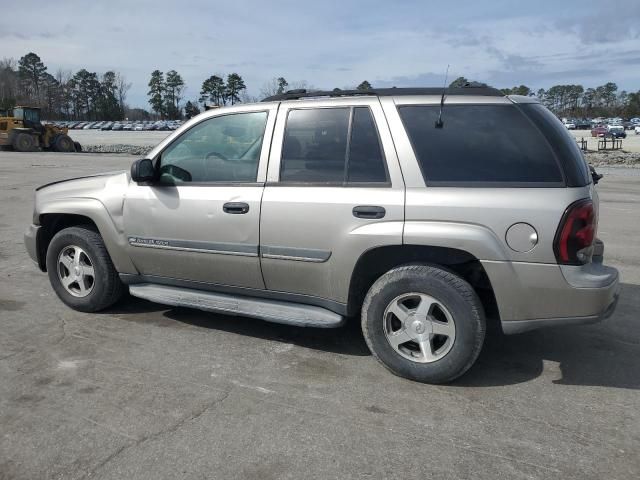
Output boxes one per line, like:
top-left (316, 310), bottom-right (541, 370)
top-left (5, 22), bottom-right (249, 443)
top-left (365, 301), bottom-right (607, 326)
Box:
top-left (158, 111), bottom-right (268, 184)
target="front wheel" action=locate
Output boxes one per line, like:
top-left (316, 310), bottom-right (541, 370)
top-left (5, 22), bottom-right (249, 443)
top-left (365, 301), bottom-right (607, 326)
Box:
top-left (361, 265), bottom-right (485, 384)
top-left (46, 226), bottom-right (124, 312)
top-left (53, 134), bottom-right (76, 152)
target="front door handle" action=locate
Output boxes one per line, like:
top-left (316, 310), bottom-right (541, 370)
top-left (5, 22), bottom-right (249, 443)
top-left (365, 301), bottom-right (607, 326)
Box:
top-left (223, 202), bottom-right (250, 214)
top-left (353, 205), bottom-right (386, 219)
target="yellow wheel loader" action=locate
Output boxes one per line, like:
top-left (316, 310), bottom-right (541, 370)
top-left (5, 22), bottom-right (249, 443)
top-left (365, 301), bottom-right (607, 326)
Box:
top-left (0, 106), bottom-right (81, 153)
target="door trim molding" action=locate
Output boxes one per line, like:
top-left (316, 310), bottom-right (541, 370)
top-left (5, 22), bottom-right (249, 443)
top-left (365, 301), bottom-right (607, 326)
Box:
top-left (128, 236), bottom-right (258, 257)
top-left (260, 245), bottom-right (331, 263)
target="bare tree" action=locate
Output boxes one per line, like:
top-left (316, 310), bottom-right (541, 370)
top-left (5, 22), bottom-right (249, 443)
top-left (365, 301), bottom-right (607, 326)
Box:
top-left (0, 58), bottom-right (19, 109)
top-left (239, 90), bottom-right (258, 103)
top-left (116, 72), bottom-right (132, 114)
top-left (260, 77), bottom-right (281, 99)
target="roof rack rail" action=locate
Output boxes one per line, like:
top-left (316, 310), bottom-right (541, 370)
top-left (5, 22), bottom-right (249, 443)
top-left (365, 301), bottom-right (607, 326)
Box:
top-left (262, 85), bottom-right (504, 102)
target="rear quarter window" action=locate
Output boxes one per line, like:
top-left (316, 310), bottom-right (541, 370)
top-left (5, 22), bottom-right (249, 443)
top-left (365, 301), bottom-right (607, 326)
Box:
top-left (398, 104), bottom-right (565, 186)
top-left (518, 104), bottom-right (590, 187)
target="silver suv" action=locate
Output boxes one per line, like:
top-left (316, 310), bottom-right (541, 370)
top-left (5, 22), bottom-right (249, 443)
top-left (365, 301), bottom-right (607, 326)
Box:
top-left (24, 87), bottom-right (620, 383)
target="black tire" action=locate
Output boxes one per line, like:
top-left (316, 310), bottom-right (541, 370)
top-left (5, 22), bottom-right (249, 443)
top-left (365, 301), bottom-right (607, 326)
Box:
top-left (74, 141), bottom-right (82, 152)
top-left (361, 264), bottom-right (485, 384)
top-left (13, 132), bottom-right (36, 152)
top-left (53, 134), bottom-right (76, 152)
top-left (46, 226), bottom-right (124, 312)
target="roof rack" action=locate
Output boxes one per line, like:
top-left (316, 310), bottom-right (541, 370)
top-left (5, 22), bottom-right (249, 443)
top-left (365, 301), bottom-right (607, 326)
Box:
top-left (262, 85), bottom-right (504, 102)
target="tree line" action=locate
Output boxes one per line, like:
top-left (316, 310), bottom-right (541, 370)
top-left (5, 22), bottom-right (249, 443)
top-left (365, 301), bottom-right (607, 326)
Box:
top-left (3, 52), bottom-right (637, 121)
top-left (449, 76), bottom-right (640, 118)
top-left (0, 52), bottom-right (131, 120)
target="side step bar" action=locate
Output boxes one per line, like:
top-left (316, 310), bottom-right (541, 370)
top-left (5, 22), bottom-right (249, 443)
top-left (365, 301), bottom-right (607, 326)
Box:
top-left (128, 283), bottom-right (345, 328)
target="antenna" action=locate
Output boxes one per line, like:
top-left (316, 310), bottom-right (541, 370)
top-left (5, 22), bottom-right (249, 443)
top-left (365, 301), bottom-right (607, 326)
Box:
top-left (435, 64), bottom-right (450, 128)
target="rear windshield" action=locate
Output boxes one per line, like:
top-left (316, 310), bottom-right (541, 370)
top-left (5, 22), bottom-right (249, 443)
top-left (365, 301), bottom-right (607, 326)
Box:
top-left (398, 104), bottom-right (567, 186)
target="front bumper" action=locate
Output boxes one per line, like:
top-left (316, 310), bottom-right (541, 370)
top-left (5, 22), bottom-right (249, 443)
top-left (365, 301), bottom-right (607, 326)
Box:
top-left (24, 224), bottom-right (43, 270)
top-left (482, 250), bottom-right (620, 335)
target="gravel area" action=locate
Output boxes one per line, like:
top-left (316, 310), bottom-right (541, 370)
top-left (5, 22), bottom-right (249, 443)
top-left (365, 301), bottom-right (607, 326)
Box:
top-left (81, 144), bottom-right (155, 156)
top-left (585, 150), bottom-right (640, 167)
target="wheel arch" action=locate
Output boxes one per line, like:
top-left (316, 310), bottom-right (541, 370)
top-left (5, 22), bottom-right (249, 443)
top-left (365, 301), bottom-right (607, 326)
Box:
top-left (347, 244), bottom-right (501, 329)
top-left (37, 201), bottom-right (137, 274)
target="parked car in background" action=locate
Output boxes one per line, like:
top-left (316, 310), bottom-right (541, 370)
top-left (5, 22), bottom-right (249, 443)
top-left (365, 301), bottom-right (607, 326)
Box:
top-left (574, 119), bottom-right (591, 130)
top-left (101, 122), bottom-right (114, 131)
top-left (591, 125), bottom-right (607, 137)
top-left (112, 123), bottom-right (123, 131)
top-left (607, 125), bottom-right (627, 138)
top-left (133, 124), bottom-right (144, 131)
top-left (635, 126), bottom-right (640, 135)
top-left (564, 121), bottom-right (576, 130)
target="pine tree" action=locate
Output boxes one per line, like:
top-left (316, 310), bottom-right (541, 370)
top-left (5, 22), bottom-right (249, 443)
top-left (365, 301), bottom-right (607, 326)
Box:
top-left (184, 100), bottom-right (200, 119)
top-left (165, 70), bottom-right (185, 119)
top-left (200, 75), bottom-right (225, 106)
top-left (225, 73), bottom-right (246, 105)
top-left (277, 77), bottom-right (288, 94)
top-left (18, 52), bottom-right (47, 99)
top-left (147, 70), bottom-right (166, 118)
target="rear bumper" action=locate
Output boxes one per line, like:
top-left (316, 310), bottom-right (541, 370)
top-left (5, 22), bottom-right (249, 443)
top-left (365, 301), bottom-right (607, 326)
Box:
top-left (501, 286), bottom-right (619, 334)
top-left (482, 249), bottom-right (620, 335)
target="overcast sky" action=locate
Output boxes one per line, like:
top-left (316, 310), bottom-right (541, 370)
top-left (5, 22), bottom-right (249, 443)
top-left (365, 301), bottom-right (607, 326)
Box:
top-left (2, 0), bottom-right (639, 108)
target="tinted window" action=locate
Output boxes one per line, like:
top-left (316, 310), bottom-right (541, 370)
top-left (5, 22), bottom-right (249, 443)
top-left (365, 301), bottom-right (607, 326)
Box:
top-left (398, 105), bottom-right (564, 185)
top-left (520, 104), bottom-right (590, 187)
top-left (280, 107), bottom-right (387, 184)
top-left (348, 107), bottom-right (387, 183)
top-left (158, 111), bottom-right (267, 184)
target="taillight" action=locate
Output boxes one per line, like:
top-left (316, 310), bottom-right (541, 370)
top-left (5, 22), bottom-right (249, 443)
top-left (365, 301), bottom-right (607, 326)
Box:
top-left (554, 198), bottom-right (597, 265)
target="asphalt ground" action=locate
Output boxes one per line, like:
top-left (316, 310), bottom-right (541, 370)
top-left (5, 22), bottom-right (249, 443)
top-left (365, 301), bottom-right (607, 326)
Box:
top-left (0, 151), bottom-right (638, 479)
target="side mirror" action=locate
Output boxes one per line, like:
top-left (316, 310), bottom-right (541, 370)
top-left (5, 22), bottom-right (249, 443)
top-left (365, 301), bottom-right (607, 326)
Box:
top-left (131, 158), bottom-right (156, 183)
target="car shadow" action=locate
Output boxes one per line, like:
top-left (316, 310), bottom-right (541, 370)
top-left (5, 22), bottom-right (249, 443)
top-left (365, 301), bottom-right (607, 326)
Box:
top-left (454, 282), bottom-right (639, 389)
top-left (106, 294), bottom-right (371, 357)
top-left (163, 306), bottom-right (372, 356)
top-left (106, 283), bottom-right (639, 388)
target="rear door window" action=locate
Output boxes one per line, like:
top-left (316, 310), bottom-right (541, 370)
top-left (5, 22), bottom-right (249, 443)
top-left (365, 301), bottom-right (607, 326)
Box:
top-left (280, 107), bottom-right (388, 184)
top-left (398, 105), bottom-right (565, 186)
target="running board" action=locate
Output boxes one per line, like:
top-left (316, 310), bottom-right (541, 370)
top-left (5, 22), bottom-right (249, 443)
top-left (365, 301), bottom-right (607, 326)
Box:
top-left (128, 283), bottom-right (345, 328)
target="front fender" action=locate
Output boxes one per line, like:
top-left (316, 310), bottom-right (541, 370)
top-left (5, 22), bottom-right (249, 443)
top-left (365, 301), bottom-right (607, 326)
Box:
top-left (38, 197), bottom-right (137, 274)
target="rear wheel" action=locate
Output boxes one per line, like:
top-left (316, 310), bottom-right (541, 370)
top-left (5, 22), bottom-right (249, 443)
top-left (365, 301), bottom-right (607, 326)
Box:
top-left (13, 132), bottom-right (36, 152)
top-left (73, 141), bottom-right (82, 152)
top-left (53, 134), bottom-right (76, 152)
top-left (46, 226), bottom-right (124, 312)
top-left (361, 265), bottom-right (485, 384)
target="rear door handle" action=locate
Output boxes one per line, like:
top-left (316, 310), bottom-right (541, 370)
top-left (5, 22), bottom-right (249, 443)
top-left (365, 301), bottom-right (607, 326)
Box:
top-left (352, 205), bottom-right (386, 219)
top-left (223, 202), bottom-right (250, 214)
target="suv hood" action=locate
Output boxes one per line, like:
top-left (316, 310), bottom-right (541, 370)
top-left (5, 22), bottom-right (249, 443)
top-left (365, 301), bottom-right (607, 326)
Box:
top-left (34, 170), bottom-right (130, 225)
top-left (36, 170), bottom-right (127, 192)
